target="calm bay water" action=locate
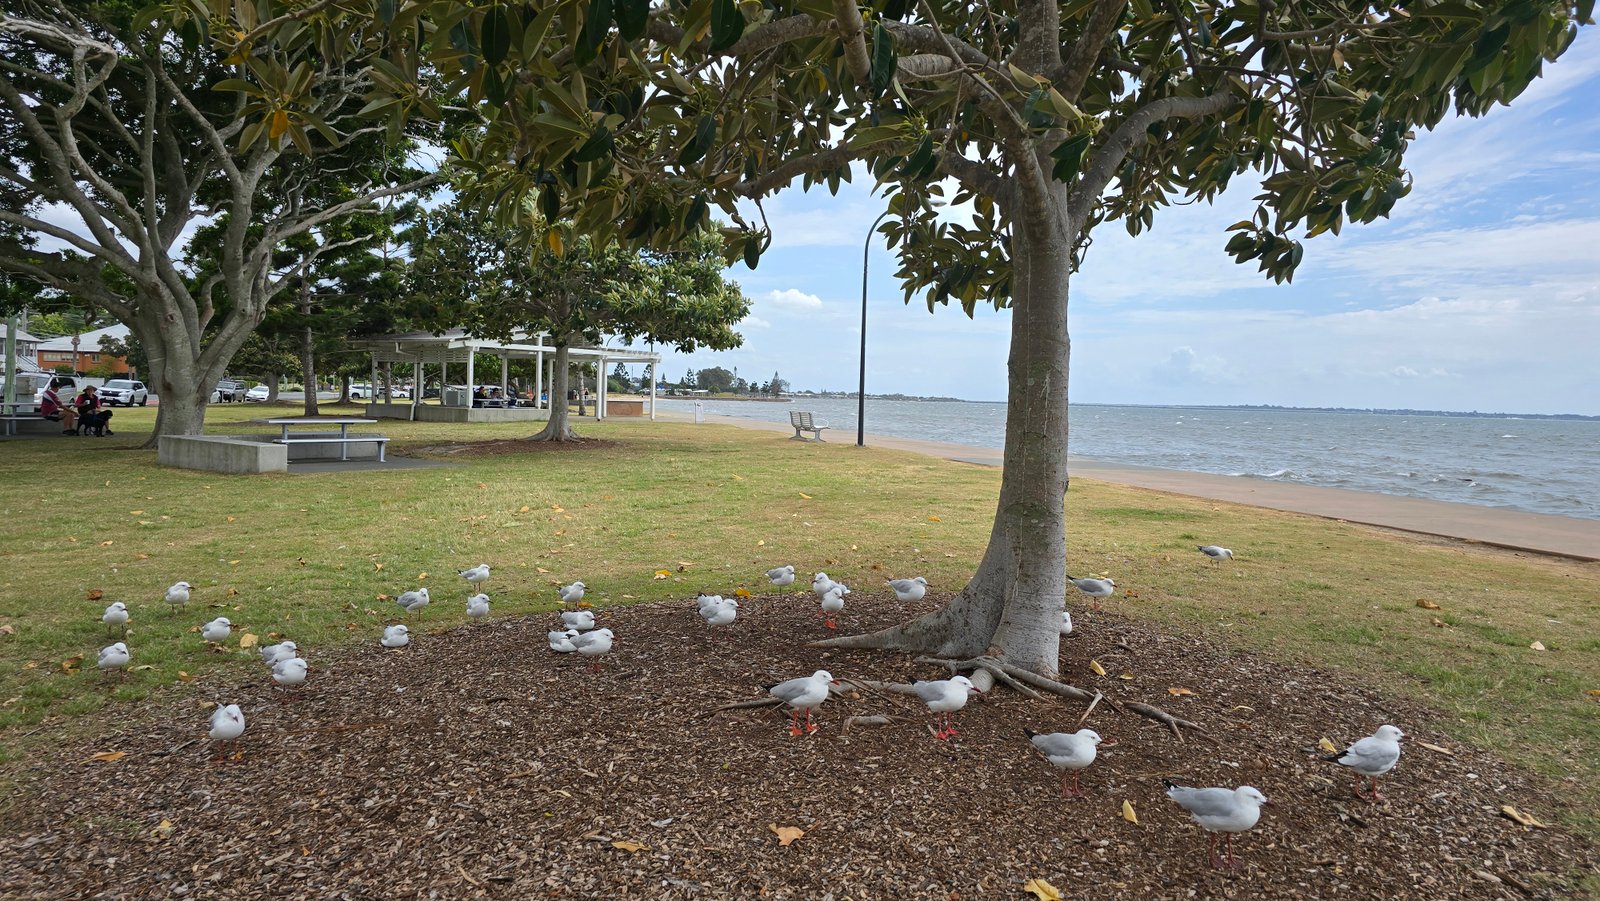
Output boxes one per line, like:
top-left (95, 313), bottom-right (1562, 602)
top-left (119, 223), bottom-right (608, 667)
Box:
top-left (657, 397), bottom-right (1600, 521)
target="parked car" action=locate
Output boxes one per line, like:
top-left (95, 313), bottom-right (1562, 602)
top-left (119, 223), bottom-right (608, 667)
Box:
top-left (245, 385), bottom-right (270, 402)
top-left (99, 379), bottom-right (149, 406)
top-left (349, 383), bottom-right (373, 399)
top-left (211, 378), bottom-right (243, 403)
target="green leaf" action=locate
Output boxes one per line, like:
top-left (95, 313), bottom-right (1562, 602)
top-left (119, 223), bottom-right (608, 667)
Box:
top-left (573, 126), bottom-right (614, 162)
top-left (616, 0), bottom-right (650, 41)
top-left (210, 78), bottom-right (264, 96)
top-left (378, 0), bottom-right (396, 25)
top-left (677, 114), bottom-right (717, 167)
top-left (482, 6), bottom-right (511, 66)
top-left (687, 196), bottom-right (709, 229)
top-left (742, 235), bottom-right (762, 268)
top-left (710, 0), bottom-right (745, 52)
top-left (1049, 133), bottom-right (1091, 182)
top-left (579, 0), bottom-right (614, 65)
top-left (869, 22), bottom-right (896, 95)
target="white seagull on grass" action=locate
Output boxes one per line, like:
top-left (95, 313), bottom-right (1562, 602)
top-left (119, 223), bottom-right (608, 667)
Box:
top-left (459, 564), bottom-right (490, 589)
top-left (913, 675), bottom-right (980, 740)
top-left (1025, 728), bottom-right (1103, 797)
top-left (1198, 545), bottom-right (1234, 563)
top-left (765, 670), bottom-right (838, 737)
top-left (1164, 782), bottom-right (1268, 869)
top-left (98, 642), bottom-right (130, 681)
top-left (886, 576), bottom-right (928, 602)
top-left (1323, 724), bottom-right (1404, 801)
top-left (164, 581), bottom-right (192, 614)
top-left (558, 581), bottom-right (587, 604)
top-left (201, 617), bottom-right (232, 644)
top-left (766, 565), bottom-right (796, 589)
top-left (101, 601), bottom-right (129, 633)
top-left (260, 640), bottom-right (298, 666)
top-left (1068, 576), bottom-right (1116, 611)
top-left (465, 593), bottom-right (491, 619)
top-left (396, 587), bottom-right (430, 618)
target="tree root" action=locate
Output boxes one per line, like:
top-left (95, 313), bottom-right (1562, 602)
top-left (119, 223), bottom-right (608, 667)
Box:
top-left (840, 714), bottom-right (900, 734)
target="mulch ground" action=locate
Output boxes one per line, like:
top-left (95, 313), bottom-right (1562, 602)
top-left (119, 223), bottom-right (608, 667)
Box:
top-left (2, 594), bottom-right (1595, 899)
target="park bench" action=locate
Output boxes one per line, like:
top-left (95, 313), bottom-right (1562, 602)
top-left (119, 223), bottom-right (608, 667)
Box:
top-left (789, 410), bottom-right (828, 442)
top-left (268, 417), bottom-right (389, 462)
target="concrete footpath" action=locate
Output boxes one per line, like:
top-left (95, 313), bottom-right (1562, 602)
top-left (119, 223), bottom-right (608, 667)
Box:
top-left (660, 411), bottom-right (1600, 562)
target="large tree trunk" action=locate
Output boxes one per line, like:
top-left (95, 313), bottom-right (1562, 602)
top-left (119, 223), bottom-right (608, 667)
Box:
top-left (817, 207), bottom-right (1073, 675)
top-left (266, 371), bottom-right (281, 402)
top-left (530, 342), bottom-right (578, 441)
top-left (300, 282), bottom-right (319, 417)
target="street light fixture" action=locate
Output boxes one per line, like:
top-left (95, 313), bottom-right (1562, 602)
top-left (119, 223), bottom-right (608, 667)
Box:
top-left (859, 209), bottom-right (892, 447)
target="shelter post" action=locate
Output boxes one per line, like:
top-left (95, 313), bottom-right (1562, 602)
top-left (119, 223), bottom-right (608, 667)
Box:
top-left (648, 360), bottom-right (657, 421)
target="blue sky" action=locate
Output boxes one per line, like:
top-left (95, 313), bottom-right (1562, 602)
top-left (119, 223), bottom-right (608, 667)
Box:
top-left (637, 31), bottom-right (1600, 416)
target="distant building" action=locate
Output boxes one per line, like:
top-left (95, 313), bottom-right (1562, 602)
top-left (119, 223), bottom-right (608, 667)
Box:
top-left (34, 324), bottom-right (132, 376)
top-left (0, 324), bottom-right (46, 375)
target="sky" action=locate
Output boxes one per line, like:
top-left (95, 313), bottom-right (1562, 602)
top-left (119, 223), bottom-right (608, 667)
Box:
top-left (632, 30), bottom-right (1600, 416)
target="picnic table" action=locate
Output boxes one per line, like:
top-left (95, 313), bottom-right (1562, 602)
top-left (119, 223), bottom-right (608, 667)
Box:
top-left (1, 399), bottom-right (39, 437)
top-left (266, 417), bottom-right (386, 462)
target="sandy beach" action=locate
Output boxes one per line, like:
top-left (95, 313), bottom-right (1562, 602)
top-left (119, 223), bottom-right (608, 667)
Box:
top-left (658, 409), bottom-right (1600, 561)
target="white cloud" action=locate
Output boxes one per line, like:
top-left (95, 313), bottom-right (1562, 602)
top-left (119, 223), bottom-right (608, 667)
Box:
top-left (762, 288), bottom-right (824, 310)
top-left (739, 314), bottom-right (772, 329)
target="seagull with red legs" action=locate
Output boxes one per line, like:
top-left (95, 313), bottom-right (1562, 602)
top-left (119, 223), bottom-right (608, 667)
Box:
top-left (765, 670), bottom-right (838, 737)
top-left (1164, 781), bottom-right (1268, 869)
top-left (571, 628), bottom-right (615, 673)
top-left (819, 585), bottom-right (845, 629)
top-left (1323, 724), bottom-right (1404, 801)
top-left (1024, 728), bottom-right (1103, 797)
top-left (208, 703), bottom-right (246, 763)
top-left (913, 675), bottom-right (980, 740)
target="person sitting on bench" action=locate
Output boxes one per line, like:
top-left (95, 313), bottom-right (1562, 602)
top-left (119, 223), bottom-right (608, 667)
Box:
top-left (40, 378), bottom-right (80, 434)
top-left (75, 385), bottom-right (114, 436)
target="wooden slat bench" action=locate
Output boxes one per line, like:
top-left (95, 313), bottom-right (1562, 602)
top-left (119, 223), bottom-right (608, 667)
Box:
top-left (789, 411), bottom-right (828, 442)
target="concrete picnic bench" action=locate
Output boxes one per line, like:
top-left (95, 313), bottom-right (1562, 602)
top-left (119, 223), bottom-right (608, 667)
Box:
top-left (789, 410), bottom-right (828, 442)
top-left (268, 417), bottom-right (389, 462)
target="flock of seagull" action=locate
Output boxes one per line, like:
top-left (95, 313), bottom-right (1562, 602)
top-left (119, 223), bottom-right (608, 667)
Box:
top-left (88, 542), bottom-right (1406, 870)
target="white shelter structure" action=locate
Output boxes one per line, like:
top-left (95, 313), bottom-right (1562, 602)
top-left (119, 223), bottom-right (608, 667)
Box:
top-left (352, 329), bottom-right (661, 423)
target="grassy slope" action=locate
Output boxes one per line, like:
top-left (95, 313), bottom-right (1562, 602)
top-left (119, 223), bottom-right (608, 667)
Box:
top-left (0, 403), bottom-right (1596, 831)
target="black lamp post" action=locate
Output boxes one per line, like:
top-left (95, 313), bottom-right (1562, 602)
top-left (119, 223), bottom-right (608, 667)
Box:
top-left (859, 209), bottom-right (892, 447)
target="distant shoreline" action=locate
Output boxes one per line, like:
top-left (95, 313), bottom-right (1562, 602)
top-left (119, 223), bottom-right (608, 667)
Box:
top-left (766, 395), bottom-right (1600, 421)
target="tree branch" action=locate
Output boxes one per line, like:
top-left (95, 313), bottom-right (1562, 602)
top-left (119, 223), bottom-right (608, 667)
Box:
top-left (830, 0), bottom-right (873, 83)
top-left (1069, 92), bottom-right (1238, 224)
top-left (731, 146), bottom-right (858, 199)
top-left (1053, 0), bottom-right (1127, 100)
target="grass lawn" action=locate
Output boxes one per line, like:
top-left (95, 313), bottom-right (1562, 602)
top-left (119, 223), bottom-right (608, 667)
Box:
top-left (1, 402), bottom-right (1597, 834)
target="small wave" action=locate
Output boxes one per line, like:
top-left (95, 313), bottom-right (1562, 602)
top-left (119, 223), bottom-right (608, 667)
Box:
top-left (1500, 434), bottom-right (1519, 439)
top-left (1238, 468), bottom-right (1297, 480)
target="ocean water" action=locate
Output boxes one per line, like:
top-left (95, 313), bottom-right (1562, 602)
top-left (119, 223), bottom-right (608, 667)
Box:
top-left (656, 397), bottom-right (1600, 521)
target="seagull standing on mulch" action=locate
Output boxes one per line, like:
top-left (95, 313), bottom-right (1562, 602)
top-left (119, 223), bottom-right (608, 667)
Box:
top-left (1164, 781), bottom-right (1268, 869)
top-left (208, 703), bottom-right (246, 762)
top-left (396, 587), bottom-right (430, 618)
top-left (695, 592), bottom-right (725, 612)
top-left (1068, 576), bottom-right (1115, 611)
top-left (766, 670), bottom-right (838, 737)
top-left (1024, 728), bottom-right (1102, 797)
top-left (465, 593), bottom-right (491, 619)
top-left (381, 624), bottom-right (411, 648)
top-left (271, 656), bottom-right (308, 699)
top-left (571, 628), bottom-right (615, 673)
top-left (819, 585), bottom-right (846, 629)
top-left (164, 581), bottom-right (192, 615)
top-left (560, 609), bottom-right (596, 632)
top-left (886, 576), bottom-right (928, 602)
top-left (97, 642), bottom-right (130, 682)
top-left (913, 675), bottom-right (980, 740)
top-left (261, 640), bottom-right (298, 667)
top-left (1198, 545), bottom-right (1234, 563)
top-left (699, 597), bottom-right (740, 634)
top-left (559, 581), bottom-right (587, 604)
top-left (459, 564), bottom-right (490, 591)
top-left (767, 565), bottom-right (796, 590)
top-left (1060, 609), bottom-right (1074, 635)
top-left (811, 572), bottom-right (847, 599)
top-left (201, 617), bottom-right (232, 645)
top-left (101, 601), bottom-right (129, 635)
top-left (548, 628), bottom-right (580, 653)
top-left (1324, 725), bottom-right (1404, 801)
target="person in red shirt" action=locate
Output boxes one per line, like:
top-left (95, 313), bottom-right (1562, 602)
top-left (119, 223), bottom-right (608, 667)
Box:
top-left (39, 378), bottom-right (79, 434)
top-left (75, 385), bottom-right (114, 436)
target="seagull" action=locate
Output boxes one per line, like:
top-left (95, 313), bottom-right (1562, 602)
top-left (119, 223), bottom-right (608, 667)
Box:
top-left (819, 585), bottom-right (846, 630)
top-left (695, 592), bottom-right (725, 612)
top-left (101, 601), bottom-right (129, 634)
top-left (201, 617), bottom-right (232, 644)
top-left (571, 628), bottom-right (615, 673)
top-left (913, 675), bottom-right (980, 740)
top-left (381, 624), bottom-right (411, 648)
top-left (1324, 724), bottom-right (1404, 801)
top-left (560, 609), bottom-right (596, 631)
top-left (208, 703), bottom-right (246, 762)
top-left (396, 587), bottom-right (430, 618)
top-left (260, 640), bottom-right (298, 666)
top-left (1068, 576), bottom-right (1116, 611)
top-left (1059, 609), bottom-right (1074, 635)
top-left (886, 576), bottom-right (928, 602)
top-left (164, 581), bottom-right (192, 614)
top-left (1164, 782), bottom-right (1269, 869)
top-left (1025, 728), bottom-right (1103, 797)
top-left (699, 597), bottom-right (740, 632)
top-left (766, 565), bottom-right (796, 589)
top-left (97, 642), bottom-right (130, 681)
top-left (459, 564), bottom-right (490, 589)
top-left (558, 581), bottom-right (587, 604)
top-left (547, 628), bottom-right (580, 653)
top-left (465, 593), bottom-right (491, 619)
top-left (766, 670), bottom-right (838, 737)
top-left (1198, 545), bottom-right (1234, 563)
top-left (271, 656), bottom-right (309, 698)
top-left (812, 572), bottom-right (848, 599)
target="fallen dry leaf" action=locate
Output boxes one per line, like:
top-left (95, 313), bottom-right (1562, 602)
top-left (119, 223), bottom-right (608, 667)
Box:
top-left (653, 570), bottom-right (671, 580)
top-left (152, 819), bottom-right (175, 839)
top-left (100, 540), bottom-right (114, 547)
top-left (238, 633), bottom-right (259, 649)
top-left (551, 505), bottom-right (565, 512)
top-left (1122, 799), bottom-right (1139, 825)
top-left (1500, 805), bottom-right (1547, 829)
top-left (177, 671), bottom-right (194, 683)
top-left (518, 505), bottom-right (530, 513)
top-left (733, 587), bottom-right (752, 599)
top-left (798, 492), bottom-right (812, 499)
top-left (1088, 660), bottom-right (1107, 676)
top-left (1587, 689), bottom-right (1600, 701)
top-left (756, 539), bottom-right (766, 547)
top-left (87, 589), bottom-right (105, 601)
top-left (1022, 878), bottom-right (1063, 901)
top-left (60, 655), bottom-right (84, 674)
top-left (129, 510), bottom-right (144, 516)
top-left (1415, 598), bottom-right (1441, 610)
top-left (373, 562), bottom-right (384, 571)
top-left (417, 572), bottom-right (428, 581)
top-left (1318, 737), bottom-right (1339, 753)
top-left (1167, 687), bottom-right (1194, 697)
top-left (228, 559), bottom-right (240, 565)
top-left (769, 823), bottom-right (805, 846)
top-left (1529, 640), bottom-right (1546, 651)
top-left (0, 624), bottom-right (15, 636)
top-left (1119, 672), bottom-right (1134, 681)
top-left (89, 751), bottom-right (127, 763)
top-left (610, 840), bottom-right (649, 853)
top-left (731, 474), bottom-right (745, 481)
top-left (1431, 618), bottom-right (1449, 628)
top-left (536, 567), bottom-right (551, 573)
top-left (1417, 741), bottom-right (1453, 755)
top-left (927, 515), bottom-right (942, 522)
